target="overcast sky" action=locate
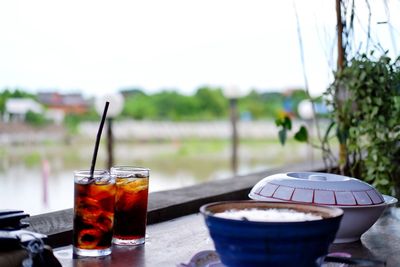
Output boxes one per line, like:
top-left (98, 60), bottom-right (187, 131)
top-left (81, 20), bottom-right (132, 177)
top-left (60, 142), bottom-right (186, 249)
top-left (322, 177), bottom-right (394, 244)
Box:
top-left (0, 0), bottom-right (398, 97)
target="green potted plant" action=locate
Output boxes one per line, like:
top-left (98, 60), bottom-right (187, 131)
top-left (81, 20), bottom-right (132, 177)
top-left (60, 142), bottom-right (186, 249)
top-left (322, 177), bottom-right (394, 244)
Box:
top-left (325, 52), bottom-right (400, 195)
top-left (276, 0), bottom-right (400, 196)
top-left (277, 52), bottom-right (400, 196)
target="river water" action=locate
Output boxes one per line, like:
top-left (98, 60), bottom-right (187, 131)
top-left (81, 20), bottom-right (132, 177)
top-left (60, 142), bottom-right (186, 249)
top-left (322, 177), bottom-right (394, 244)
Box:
top-left (0, 140), bottom-right (314, 215)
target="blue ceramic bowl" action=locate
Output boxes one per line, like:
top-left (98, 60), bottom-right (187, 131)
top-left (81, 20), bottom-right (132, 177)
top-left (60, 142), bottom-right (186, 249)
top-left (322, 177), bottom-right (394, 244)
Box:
top-left (200, 201), bottom-right (343, 267)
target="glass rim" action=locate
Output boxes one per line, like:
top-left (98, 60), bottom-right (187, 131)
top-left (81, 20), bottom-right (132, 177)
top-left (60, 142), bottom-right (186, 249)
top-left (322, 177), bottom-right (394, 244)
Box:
top-left (74, 169), bottom-right (110, 177)
top-left (110, 166), bottom-right (150, 172)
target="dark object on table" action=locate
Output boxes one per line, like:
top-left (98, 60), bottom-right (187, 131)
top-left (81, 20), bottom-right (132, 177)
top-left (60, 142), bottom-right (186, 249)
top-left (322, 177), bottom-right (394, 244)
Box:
top-left (0, 209), bottom-right (31, 253)
top-left (0, 209), bottom-right (61, 267)
top-left (0, 210), bottom-right (29, 230)
top-left (20, 235), bottom-right (62, 267)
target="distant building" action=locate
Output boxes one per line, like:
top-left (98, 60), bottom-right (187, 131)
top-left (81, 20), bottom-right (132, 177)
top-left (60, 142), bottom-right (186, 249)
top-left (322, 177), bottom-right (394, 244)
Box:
top-left (36, 92), bottom-right (89, 124)
top-left (3, 98), bottom-right (43, 122)
top-left (38, 92), bottom-right (88, 113)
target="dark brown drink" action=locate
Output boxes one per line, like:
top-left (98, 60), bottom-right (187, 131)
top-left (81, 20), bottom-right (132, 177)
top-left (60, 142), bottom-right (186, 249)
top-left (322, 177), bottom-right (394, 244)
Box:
top-left (73, 170), bottom-right (116, 257)
top-left (111, 167), bottom-right (149, 245)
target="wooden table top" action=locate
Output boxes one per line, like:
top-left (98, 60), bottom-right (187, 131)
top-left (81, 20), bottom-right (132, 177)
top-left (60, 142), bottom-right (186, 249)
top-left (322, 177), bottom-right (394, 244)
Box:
top-left (54, 208), bottom-right (400, 266)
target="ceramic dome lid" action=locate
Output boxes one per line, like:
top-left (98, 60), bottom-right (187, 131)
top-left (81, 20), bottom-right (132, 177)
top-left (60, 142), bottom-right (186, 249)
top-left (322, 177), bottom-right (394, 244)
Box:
top-left (249, 172), bottom-right (385, 206)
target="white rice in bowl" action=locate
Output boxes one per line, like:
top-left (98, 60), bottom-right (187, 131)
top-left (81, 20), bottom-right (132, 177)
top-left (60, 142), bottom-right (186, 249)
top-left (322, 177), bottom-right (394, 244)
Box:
top-left (214, 208), bottom-right (323, 222)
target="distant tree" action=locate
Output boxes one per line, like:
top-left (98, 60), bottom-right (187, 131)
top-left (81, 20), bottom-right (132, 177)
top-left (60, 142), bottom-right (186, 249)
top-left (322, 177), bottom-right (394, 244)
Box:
top-left (168, 94), bottom-right (199, 120)
top-left (11, 89), bottom-right (34, 98)
top-left (290, 89), bottom-right (308, 102)
top-left (260, 92), bottom-right (286, 118)
top-left (62, 106), bottom-right (100, 134)
top-left (0, 87), bottom-right (315, 123)
top-left (25, 111), bottom-right (48, 127)
top-left (120, 88), bottom-right (146, 98)
top-left (83, 106), bottom-right (102, 121)
top-left (194, 87), bottom-right (227, 118)
top-left (119, 87), bottom-right (305, 121)
top-left (0, 88), bottom-right (35, 115)
top-left (240, 90), bottom-right (267, 119)
top-left (123, 93), bottom-right (157, 120)
top-left (152, 90), bottom-right (198, 120)
top-left (0, 90), bottom-right (9, 114)
top-left (64, 114), bottom-right (81, 134)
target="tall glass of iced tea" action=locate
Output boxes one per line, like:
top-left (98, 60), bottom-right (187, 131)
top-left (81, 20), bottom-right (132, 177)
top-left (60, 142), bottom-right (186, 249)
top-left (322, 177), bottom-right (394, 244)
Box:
top-left (111, 166), bottom-right (149, 246)
top-left (73, 170), bottom-right (116, 257)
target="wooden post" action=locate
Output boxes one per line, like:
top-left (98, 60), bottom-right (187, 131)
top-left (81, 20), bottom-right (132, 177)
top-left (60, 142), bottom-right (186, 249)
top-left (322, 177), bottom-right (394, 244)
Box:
top-left (336, 0), bottom-right (344, 72)
top-left (107, 118), bottom-right (114, 169)
top-left (336, 0), bottom-right (347, 174)
top-left (229, 98), bottom-right (238, 175)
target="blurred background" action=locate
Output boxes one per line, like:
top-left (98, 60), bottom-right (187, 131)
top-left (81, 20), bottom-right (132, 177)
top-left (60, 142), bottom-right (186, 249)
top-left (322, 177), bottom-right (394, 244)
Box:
top-left (0, 0), bottom-right (398, 214)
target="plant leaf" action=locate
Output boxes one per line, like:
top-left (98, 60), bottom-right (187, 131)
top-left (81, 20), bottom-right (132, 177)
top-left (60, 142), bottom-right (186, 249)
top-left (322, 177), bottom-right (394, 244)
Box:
top-left (275, 117), bottom-right (283, 126)
top-left (323, 121), bottom-right (336, 142)
top-left (278, 129), bottom-right (287, 145)
top-left (284, 116), bottom-right (292, 130)
top-left (294, 126), bottom-right (308, 142)
top-left (379, 178), bottom-right (389, 185)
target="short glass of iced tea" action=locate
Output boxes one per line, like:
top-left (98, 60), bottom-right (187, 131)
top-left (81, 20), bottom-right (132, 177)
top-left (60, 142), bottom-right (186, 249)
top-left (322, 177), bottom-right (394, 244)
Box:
top-left (111, 166), bottom-right (149, 246)
top-left (73, 170), bottom-right (116, 257)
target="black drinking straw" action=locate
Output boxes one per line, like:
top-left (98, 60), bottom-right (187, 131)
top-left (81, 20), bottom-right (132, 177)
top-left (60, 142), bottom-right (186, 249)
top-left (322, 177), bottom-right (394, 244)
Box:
top-left (90, 101), bottom-right (110, 179)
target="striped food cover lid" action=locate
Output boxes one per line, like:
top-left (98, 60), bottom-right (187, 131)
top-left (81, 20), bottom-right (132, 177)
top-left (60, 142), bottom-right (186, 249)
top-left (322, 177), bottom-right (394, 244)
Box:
top-left (249, 172), bottom-right (384, 206)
